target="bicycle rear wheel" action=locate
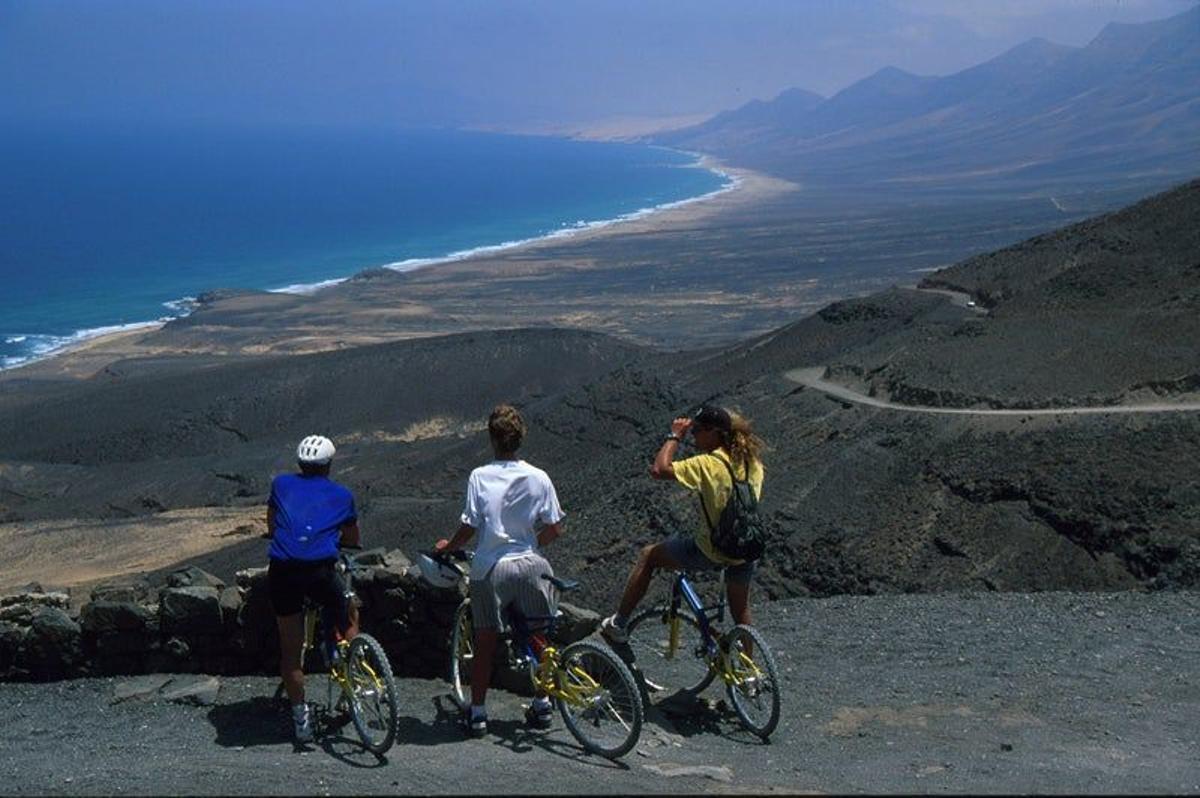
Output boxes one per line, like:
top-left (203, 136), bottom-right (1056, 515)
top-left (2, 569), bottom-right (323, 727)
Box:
top-left (448, 599), bottom-right (473, 707)
top-left (722, 624), bottom-right (780, 739)
top-left (556, 640), bottom-right (643, 759)
top-left (625, 606), bottom-right (716, 695)
top-left (346, 634), bottom-right (399, 754)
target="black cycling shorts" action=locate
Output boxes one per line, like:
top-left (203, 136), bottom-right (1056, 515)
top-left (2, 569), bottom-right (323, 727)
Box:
top-left (267, 558), bottom-right (350, 630)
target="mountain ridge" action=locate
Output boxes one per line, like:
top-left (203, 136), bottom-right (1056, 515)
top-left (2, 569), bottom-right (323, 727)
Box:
top-left (656, 6), bottom-right (1200, 196)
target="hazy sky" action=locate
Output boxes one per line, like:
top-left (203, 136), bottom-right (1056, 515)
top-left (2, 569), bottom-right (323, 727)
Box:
top-left (1, 0), bottom-right (1194, 131)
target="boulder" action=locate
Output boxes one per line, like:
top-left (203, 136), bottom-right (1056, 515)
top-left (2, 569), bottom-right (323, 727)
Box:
top-left (0, 591), bottom-right (70, 611)
top-left (553, 602), bottom-right (601, 645)
top-left (369, 587), bottom-right (410, 621)
top-left (21, 607), bottom-right (84, 680)
top-left (218, 587), bottom-right (242, 631)
top-left (370, 562), bottom-right (418, 593)
top-left (0, 620), bottom-right (26, 675)
top-left (90, 578), bottom-right (153, 605)
top-left (166, 566), bottom-right (226, 590)
top-left (235, 566), bottom-right (268, 592)
top-left (352, 547), bottom-right (390, 567)
top-left (80, 601), bottom-right (154, 636)
top-left (384, 549), bottom-right (412, 571)
top-left (159, 586), bottom-right (223, 637)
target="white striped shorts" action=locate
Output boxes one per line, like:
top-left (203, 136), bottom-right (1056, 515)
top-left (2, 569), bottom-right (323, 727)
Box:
top-left (470, 554), bottom-right (557, 632)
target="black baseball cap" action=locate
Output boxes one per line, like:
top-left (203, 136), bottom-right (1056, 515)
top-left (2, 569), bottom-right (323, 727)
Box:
top-left (692, 404), bottom-right (731, 433)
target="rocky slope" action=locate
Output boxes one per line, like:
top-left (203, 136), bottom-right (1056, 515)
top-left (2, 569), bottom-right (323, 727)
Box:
top-left (0, 179), bottom-right (1197, 612)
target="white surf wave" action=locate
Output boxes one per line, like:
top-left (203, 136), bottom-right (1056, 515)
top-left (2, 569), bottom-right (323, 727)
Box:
top-left (3, 152), bottom-right (736, 366)
top-left (0, 320), bottom-right (171, 371)
top-left (270, 152), bottom-right (736, 294)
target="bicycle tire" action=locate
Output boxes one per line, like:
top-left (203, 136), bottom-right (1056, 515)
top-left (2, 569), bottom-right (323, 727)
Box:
top-left (556, 639), bottom-right (643, 759)
top-left (625, 605), bottom-right (716, 696)
top-left (346, 634), bottom-right (399, 754)
top-left (722, 624), bottom-right (781, 739)
top-left (448, 599), bottom-right (473, 707)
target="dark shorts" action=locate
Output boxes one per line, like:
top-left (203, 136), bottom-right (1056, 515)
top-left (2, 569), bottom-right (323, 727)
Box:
top-left (662, 535), bottom-right (756, 586)
top-left (268, 558), bottom-right (350, 629)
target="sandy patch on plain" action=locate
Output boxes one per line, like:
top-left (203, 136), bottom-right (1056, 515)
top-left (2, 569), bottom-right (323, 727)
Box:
top-left (342, 416), bottom-right (486, 444)
top-left (0, 507), bottom-right (265, 595)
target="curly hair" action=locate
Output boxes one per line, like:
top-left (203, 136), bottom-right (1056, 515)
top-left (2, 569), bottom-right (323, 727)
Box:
top-left (726, 410), bottom-right (765, 472)
top-left (488, 404), bottom-right (527, 454)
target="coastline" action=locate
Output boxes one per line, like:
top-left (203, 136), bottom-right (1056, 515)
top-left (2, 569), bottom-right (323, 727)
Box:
top-left (3, 155), bottom-right (795, 379)
top-left (268, 152), bottom-right (771, 294)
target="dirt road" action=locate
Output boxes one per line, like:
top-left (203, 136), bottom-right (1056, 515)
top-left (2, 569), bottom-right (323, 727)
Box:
top-left (785, 367), bottom-right (1200, 416)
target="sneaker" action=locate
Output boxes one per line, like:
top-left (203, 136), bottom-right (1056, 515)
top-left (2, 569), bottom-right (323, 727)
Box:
top-left (599, 614), bottom-right (628, 645)
top-left (463, 710), bottom-right (488, 739)
top-left (525, 702), bottom-right (553, 730)
top-left (292, 703), bottom-right (314, 744)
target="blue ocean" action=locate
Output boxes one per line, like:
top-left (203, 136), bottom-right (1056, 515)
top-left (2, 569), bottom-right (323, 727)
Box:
top-left (0, 125), bottom-right (728, 368)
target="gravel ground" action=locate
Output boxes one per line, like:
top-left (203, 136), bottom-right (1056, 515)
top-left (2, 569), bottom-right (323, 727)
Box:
top-left (2, 590), bottom-right (1197, 795)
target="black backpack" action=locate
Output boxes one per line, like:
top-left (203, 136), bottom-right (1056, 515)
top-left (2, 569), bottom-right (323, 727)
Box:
top-left (700, 455), bottom-right (766, 562)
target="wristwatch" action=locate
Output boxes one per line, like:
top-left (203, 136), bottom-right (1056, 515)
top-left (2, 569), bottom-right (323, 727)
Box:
top-left (665, 432), bottom-right (681, 442)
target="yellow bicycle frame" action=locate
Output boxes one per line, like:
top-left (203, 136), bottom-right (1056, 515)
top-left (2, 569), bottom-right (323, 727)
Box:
top-left (658, 608), bottom-right (764, 688)
top-left (302, 607), bottom-right (384, 702)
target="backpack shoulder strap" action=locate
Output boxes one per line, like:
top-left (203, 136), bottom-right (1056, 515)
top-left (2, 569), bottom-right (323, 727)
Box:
top-left (711, 450), bottom-right (745, 484)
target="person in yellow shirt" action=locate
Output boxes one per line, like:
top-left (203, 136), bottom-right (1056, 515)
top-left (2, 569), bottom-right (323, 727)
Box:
top-left (600, 404), bottom-right (764, 644)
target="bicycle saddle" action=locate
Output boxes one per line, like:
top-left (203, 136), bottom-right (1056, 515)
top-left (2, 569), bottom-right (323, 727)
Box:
top-left (541, 573), bottom-right (580, 592)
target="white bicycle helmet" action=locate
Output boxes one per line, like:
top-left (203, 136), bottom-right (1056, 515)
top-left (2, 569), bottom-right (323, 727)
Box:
top-left (296, 435), bottom-right (336, 466)
top-left (417, 553), bottom-right (463, 589)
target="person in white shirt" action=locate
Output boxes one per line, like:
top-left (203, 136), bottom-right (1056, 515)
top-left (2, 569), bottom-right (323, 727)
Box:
top-left (435, 404), bottom-right (565, 738)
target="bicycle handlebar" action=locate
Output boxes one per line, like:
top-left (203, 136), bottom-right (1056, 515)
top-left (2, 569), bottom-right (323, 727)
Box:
top-left (428, 548), bottom-right (472, 577)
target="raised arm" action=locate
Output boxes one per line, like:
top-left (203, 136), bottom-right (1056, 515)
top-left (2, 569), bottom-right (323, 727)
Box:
top-left (650, 416), bottom-right (693, 480)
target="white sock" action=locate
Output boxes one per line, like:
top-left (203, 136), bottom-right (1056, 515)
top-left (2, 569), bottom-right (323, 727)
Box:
top-left (532, 696), bottom-right (551, 712)
top-left (470, 704), bottom-right (487, 720)
top-left (292, 702), bottom-right (308, 719)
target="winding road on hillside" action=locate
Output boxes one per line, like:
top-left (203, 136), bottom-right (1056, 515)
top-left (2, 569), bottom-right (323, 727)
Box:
top-left (785, 284), bottom-right (1200, 415)
top-left (784, 367), bottom-right (1200, 416)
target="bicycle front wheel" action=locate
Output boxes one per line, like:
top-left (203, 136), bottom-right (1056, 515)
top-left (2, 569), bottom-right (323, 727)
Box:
top-left (346, 634), bottom-right (399, 754)
top-left (556, 640), bottom-right (643, 759)
top-left (625, 606), bottom-right (715, 696)
top-left (722, 624), bottom-right (781, 739)
top-left (448, 599), bottom-right (473, 707)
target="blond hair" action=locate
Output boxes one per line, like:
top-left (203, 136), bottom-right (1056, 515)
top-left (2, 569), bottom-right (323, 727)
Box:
top-left (726, 411), bottom-right (764, 473)
top-left (488, 404), bottom-right (526, 454)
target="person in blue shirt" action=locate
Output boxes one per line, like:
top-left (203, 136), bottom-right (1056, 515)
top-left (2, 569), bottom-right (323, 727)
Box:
top-left (266, 434), bottom-right (360, 743)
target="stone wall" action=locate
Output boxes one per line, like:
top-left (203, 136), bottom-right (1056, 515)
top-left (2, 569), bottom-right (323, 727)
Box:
top-left (0, 549), bottom-right (599, 683)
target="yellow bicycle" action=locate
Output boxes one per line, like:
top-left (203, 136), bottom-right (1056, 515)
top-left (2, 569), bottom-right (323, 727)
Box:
top-left (625, 570), bottom-right (780, 739)
top-left (300, 551), bottom-right (399, 755)
top-left (432, 551), bottom-right (644, 759)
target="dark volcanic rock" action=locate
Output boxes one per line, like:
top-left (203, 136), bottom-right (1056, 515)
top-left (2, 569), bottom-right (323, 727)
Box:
top-left (159, 586), bottom-right (223, 638)
top-left (21, 607), bottom-right (84, 680)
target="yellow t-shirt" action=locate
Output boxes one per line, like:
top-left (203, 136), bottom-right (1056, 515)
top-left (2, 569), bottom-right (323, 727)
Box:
top-left (672, 447), bottom-right (764, 565)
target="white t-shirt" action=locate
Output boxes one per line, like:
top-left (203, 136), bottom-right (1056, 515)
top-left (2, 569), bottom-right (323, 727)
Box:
top-left (460, 459), bottom-right (565, 580)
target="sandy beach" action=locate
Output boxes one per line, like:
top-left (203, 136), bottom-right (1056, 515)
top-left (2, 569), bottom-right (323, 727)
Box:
top-left (1, 159), bottom-right (798, 381)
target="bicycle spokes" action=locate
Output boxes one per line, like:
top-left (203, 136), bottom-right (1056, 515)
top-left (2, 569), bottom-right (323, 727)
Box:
top-left (721, 626), bottom-right (780, 739)
top-left (555, 641), bottom-right (643, 759)
top-left (344, 635), bottom-right (399, 754)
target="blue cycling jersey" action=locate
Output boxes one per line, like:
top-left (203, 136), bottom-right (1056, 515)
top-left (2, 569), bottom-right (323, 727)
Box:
top-left (267, 473), bottom-right (357, 561)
